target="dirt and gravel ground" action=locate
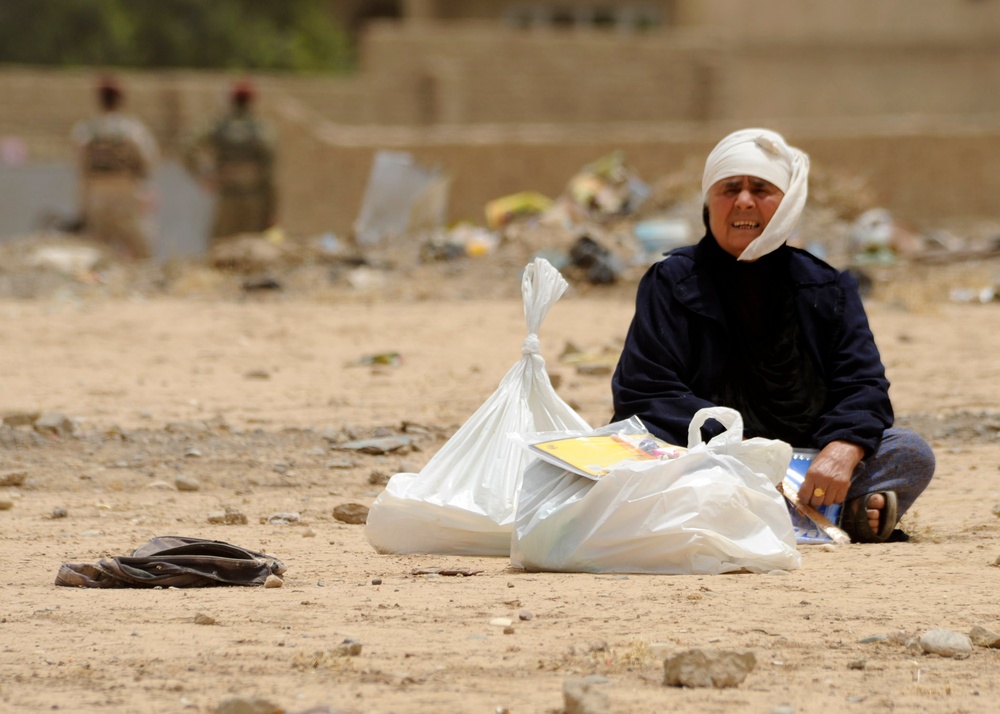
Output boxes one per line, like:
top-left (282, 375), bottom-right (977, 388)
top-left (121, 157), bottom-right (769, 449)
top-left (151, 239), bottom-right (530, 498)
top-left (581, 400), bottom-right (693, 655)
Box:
top-left (1, 221), bottom-right (1000, 713)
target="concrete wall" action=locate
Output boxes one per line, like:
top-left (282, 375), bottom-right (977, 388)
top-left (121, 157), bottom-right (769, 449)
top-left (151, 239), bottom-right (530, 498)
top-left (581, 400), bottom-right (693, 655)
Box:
top-left (270, 116), bottom-right (1000, 237)
top-left (2, 3), bottom-right (1000, 243)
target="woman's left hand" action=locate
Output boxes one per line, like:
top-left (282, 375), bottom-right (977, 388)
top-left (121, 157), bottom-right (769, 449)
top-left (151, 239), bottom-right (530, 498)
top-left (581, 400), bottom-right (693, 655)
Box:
top-left (798, 440), bottom-right (864, 507)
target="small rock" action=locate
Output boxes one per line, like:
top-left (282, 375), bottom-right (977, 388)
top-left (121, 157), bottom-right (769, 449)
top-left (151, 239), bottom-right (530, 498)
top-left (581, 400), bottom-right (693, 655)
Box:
top-left (0, 470), bottom-right (27, 487)
top-left (371, 578), bottom-right (382, 586)
top-left (771, 706), bottom-right (796, 714)
top-left (50, 508), bottom-right (69, 519)
top-left (663, 649), bottom-right (757, 688)
top-left (368, 469), bottom-right (391, 486)
top-left (336, 638), bottom-right (362, 656)
top-left (519, 610), bottom-right (534, 621)
top-left (33, 411), bottom-right (74, 437)
top-left (992, 504), bottom-right (1000, 518)
top-left (214, 696), bottom-right (281, 714)
top-left (334, 435), bottom-right (412, 455)
top-left (503, 626), bottom-right (515, 635)
top-left (575, 363), bottom-right (613, 377)
top-left (183, 448), bottom-right (202, 458)
top-left (333, 503), bottom-right (369, 524)
top-left (563, 676), bottom-right (610, 714)
top-left (265, 512), bottom-right (300, 525)
top-left (175, 475), bottom-right (201, 492)
top-left (147, 480), bottom-right (177, 491)
top-left (969, 625), bottom-right (1000, 648)
top-left (207, 507), bottom-right (248, 525)
top-left (325, 457), bottom-right (356, 470)
top-left (847, 659), bottom-right (866, 670)
top-left (0, 496), bottom-right (14, 510)
top-left (2, 411), bottom-right (39, 427)
top-left (918, 629), bottom-right (973, 658)
top-left (194, 612), bottom-right (217, 625)
top-left (301, 528), bottom-right (317, 538)
top-left (858, 635), bottom-right (889, 644)
top-left (264, 574), bottom-right (284, 588)
top-left (490, 618), bottom-right (513, 627)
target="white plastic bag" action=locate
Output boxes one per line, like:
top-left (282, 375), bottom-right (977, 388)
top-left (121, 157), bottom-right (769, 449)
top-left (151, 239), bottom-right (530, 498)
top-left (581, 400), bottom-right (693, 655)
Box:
top-left (364, 258), bottom-right (591, 555)
top-left (510, 407), bottom-right (801, 574)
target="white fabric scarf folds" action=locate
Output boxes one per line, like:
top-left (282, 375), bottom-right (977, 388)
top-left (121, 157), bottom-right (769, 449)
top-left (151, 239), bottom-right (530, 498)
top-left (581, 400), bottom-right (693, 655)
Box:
top-left (701, 128), bottom-right (810, 261)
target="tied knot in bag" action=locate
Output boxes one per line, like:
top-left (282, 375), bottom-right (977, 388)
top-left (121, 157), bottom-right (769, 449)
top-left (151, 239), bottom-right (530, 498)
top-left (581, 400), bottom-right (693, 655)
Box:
top-left (521, 333), bottom-right (541, 356)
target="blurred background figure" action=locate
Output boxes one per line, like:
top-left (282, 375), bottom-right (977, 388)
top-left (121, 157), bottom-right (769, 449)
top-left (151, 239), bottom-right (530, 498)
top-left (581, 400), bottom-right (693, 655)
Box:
top-left (184, 79), bottom-right (277, 243)
top-left (71, 75), bottom-right (159, 260)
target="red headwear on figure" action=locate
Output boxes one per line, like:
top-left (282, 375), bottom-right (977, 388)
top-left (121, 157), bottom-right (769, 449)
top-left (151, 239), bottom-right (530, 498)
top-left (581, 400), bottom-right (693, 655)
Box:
top-left (231, 79), bottom-right (255, 107)
top-left (97, 74), bottom-right (123, 110)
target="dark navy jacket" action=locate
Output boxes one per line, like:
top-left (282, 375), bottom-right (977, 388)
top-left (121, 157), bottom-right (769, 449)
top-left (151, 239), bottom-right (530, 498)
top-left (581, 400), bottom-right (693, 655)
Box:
top-left (611, 237), bottom-right (893, 455)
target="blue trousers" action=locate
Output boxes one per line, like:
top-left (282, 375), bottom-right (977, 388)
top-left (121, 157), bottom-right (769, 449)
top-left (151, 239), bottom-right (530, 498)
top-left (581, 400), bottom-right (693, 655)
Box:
top-left (845, 427), bottom-right (936, 518)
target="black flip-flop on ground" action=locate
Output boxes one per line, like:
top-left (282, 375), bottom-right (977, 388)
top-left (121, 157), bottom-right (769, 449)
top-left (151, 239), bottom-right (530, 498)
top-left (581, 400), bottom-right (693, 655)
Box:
top-left (841, 491), bottom-right (898, 543)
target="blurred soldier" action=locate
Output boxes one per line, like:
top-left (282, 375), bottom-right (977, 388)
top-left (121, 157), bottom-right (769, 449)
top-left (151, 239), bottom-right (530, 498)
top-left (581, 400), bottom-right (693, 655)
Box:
top-left (71, 75), bottom-right (159, 260)
top-left (185, 79), bottom-right (277, 242)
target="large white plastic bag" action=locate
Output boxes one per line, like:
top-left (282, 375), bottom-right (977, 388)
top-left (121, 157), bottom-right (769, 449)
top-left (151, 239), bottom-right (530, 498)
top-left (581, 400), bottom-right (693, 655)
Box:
top-left (364, 257), bottom-right (591, 556)
top-left (510, 407), bottom-right (801, 574)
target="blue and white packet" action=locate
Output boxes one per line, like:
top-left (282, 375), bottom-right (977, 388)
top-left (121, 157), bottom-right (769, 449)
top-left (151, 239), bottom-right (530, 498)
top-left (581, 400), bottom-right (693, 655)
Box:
top-left (784, 449), bottom-right (843, 544)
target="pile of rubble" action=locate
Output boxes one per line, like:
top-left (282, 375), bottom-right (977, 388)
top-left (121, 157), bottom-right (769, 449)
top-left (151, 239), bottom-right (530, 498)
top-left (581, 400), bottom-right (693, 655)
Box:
top-left (1, 151), bottom-right (998, 304)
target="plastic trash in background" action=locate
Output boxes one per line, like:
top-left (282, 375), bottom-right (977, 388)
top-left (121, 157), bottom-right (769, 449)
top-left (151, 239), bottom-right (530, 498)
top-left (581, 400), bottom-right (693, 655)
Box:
top-left (485, 191), bottom-right (553, 230)
top-left (632, 217), bottom-right (692, 262)
top-left (353, 150), bottom-right (451, 253)
top-left (364, 257), bottom-right (590, 556)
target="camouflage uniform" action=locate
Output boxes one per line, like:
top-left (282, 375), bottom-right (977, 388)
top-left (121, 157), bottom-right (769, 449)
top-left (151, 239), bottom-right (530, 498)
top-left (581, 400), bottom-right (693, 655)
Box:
top-left (72, 112), bottom-right (158, 260)
top-left (186, 107), bottom-right (276, 242)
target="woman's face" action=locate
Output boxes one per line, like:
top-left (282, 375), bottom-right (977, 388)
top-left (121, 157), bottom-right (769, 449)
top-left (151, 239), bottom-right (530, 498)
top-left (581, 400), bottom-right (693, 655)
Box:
top-left (706, 175), bottom-right (784, 258)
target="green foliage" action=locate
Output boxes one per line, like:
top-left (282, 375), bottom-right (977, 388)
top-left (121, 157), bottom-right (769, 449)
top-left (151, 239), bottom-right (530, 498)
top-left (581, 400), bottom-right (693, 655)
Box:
top-left (0, 0), bottom-right (354, 72)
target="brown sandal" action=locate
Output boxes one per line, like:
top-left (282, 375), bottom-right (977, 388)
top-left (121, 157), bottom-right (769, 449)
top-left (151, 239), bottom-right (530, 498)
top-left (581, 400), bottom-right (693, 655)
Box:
top-left (841, 491), bottom-right (898, 543)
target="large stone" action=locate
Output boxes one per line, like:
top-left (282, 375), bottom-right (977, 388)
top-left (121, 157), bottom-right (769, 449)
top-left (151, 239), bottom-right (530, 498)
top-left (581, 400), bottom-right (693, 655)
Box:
top-left (663, 648), bottom-right (757, 688)
top-left (563, 676), bottom-right (610, 714)
top-left (968, 625), bottom-right (1000, 649)
top-left (918, 629), bottom-right (973, 658)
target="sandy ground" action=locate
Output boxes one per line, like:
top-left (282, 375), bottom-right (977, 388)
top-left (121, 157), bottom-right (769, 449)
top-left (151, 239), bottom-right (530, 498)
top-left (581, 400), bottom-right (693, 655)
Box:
top-left (2, 251), bottom-right (1000, 714)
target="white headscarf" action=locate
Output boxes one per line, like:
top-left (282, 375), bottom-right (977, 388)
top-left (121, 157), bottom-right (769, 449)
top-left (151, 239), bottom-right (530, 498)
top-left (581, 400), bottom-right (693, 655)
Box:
top-left (701, 128), bottom-right (810, 261)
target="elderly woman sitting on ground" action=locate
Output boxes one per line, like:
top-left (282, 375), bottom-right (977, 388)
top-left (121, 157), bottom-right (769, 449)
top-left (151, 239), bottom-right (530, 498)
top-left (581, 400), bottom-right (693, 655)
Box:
top-left (611, 127), bottom-right (935, 542)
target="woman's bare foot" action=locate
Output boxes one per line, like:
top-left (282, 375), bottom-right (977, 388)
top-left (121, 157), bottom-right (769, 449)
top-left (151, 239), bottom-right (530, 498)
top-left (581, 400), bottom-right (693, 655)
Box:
top-left (865, 492), bottom-right (886, 534)
top-left (842, 491), bottom-right (898, 543)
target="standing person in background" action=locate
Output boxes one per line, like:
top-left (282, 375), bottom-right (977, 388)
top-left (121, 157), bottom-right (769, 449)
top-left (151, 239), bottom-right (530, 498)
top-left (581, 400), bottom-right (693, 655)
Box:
top-left (184, 79), bottom-right (277, 243)
top-left (71, 75), bottom-right (159, 260)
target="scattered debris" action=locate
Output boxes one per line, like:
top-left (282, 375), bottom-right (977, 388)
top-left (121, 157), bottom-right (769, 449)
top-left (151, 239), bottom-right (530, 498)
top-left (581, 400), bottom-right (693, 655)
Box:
top-left (411, 566), bottom-right (483, 577)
